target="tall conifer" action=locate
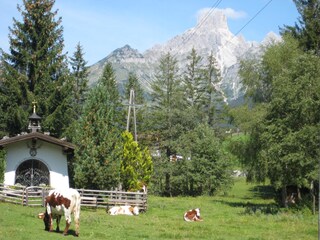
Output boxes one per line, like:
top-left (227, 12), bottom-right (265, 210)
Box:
top-left (0, 0), bottom-right (69, 136)
top-left (72, 62), bottom-right (123, 189)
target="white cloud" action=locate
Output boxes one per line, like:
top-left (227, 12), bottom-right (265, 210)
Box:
top-left (220, 8), bottom-right (247, 19)
top-left (197, 7), bottom-right (247, 21)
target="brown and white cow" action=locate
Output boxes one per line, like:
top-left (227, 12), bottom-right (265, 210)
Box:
top-left (108, 205), bottom-right (139, 216)
top-left (183, 208), bottom-right (203, 222)
top-left (38, 188), bottom-right (81, 236)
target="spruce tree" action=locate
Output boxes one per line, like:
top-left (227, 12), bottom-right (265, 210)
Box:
top-left (124, 72), bottom-right (145, 104)
top-left (203, 51), bottom-right (225, 126)
top-left (281, 0), bottom-right (320, 54)
top-left (150, 52), bottom-right (183, 196)
top-left (150, 52), bottom-right (183, 157)
top-left (179, 48), bottom-right (206, 131)
top-left (0, 0), bottom-right (69, 136)
top-left (183, 48), bottom-right (206, 110)
top-left (72, 62), bottom-right (123, 189)
top-left (69, 42), bottom-right (89, 117)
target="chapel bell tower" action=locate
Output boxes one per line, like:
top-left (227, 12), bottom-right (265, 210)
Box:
top-left (28, 101), bottom-right (41, 133)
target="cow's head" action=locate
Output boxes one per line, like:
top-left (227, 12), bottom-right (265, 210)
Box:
top-left (131, 206), bottom-right (139, 215)
top-left (38, 211), bottom-right (51, 231)
top-left (194, 208), bottom-right (201, 217)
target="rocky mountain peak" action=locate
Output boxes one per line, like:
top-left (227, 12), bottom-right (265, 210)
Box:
top-left (99, 44), bottom-right (144, 64)
top-left (261, 31), bottom-right (282, 46)
top-left (196, 9), bottom-right (228, 31)
top-left (88, 10), bottom-right (280, 105)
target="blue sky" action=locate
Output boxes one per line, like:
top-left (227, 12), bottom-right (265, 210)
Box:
top-left (1, 0), bottom-right (299, 65)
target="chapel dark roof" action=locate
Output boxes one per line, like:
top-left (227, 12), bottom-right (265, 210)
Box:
top-left (0, 132), bottom-right (75, 151)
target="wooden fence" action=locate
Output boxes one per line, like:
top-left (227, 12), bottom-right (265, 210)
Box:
top-left (0, 184), bottom-right (147, 211)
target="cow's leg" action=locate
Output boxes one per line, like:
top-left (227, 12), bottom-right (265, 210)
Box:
top-left (74, 213), bottom-right (80, 237)
top-left (56, 215), bottom-right (61, 232)
top-left (63, 220), bottom-right (71, 236)
top-left (74, 198), bottom-right (81, 237)
top-left (74, 218), bottom-right (80, 237)
top-left (49, 214), bottom-right (54, 232)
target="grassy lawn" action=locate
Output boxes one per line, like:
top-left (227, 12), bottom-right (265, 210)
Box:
top-left (0, 178), bottom-right (317, 240)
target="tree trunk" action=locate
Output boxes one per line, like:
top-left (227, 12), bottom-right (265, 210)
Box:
top-left (310, 181), bottom-right (316, 215)
top-left (281, 186), bottom-right (288, 208)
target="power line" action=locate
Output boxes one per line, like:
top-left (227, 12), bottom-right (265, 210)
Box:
top-left (217, 0), bottom-right (274, 56)
top-left (174, 0), bottom-right (274, 57)
top-left (174, 0), bottom-right (223, 57)
top-left (234, 0), bottom-right (273, 38)
top-left (136, 0), bottom-right (274, 93)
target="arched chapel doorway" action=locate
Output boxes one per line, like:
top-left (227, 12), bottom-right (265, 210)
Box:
top-left (15, 159), bottom-right (50, 187)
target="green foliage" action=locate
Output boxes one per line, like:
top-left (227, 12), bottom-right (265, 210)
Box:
top-left (0, 149), bottom-right (6, 183)
top-left (238, 36), bottom-right (320, 207)
top-left (0, 0), bottom-right (71, 137)
top-left (124, 72), bottom-right (145, 104)
top-left (72, 63), bottom-right (122, 190)
top-left (203, 51), bottom-right (225, 126)
top-left (120, 131), bottom-right (153, 191)
top-left (152, 124), bottom-right (233, 196)
top-left (150, 52), bottom-right (184, 156)
top-left (123, 72), bottom-right (147, 136)
top-left (99, 62), bottom-right (120, 103)
top-left (69, 42), bottom-right (89, 117)
top-left (183, 48), bottom-right (206, 110)
top-left (259, 51), bottom-right (320, 189)
top-left (281, 0), bottom-right (320, 54)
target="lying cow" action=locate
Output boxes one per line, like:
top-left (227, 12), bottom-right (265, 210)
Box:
top-left (108, 205), bottom-right (139, 216)
top-left (183, 208), bottom-right (203, 222)
top-left (38, 188), bottom-right (81, 236)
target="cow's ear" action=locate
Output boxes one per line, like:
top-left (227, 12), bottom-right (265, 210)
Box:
top-left (38, 213), bottom-right (45, 219)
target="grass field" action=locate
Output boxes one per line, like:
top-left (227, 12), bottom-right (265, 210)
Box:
top-left (0, 178), bottom-right (317, 240)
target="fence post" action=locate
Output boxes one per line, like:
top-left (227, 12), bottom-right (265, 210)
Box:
top-left (42, 188), bottom-right (44, 207)
top-left (25, 188), bottom-right (28, 206)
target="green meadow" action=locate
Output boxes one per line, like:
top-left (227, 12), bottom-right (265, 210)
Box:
top-left (0, 178), bottom-right (317, 240)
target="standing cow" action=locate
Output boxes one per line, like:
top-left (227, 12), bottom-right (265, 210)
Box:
top-left (38, 188), bottom-right (81, 236)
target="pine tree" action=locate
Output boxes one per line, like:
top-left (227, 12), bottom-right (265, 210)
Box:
top-left (0, 0), bottom-right (70, 136)
top-left (203, 51), bottom-right (225, 126)
top-left (183, 48), bottom-right (206, 109)
top-left (100, 62), bottom-right (119, 100)
top-left (150, 52), bottom-right (183, 196)
top-left (124, 72), bottom-right (145, 104)
top-left (281, 0), bottom-right (320, 54)
top-left (150, 52), bottom-right (183, 157)
top-left (72, 62), bottom-right (123, 189)
top-left (72, 85), bottom-right (121, 190)
top-left (44, 64), bottom-right (74, 137)
top-left (69, 42), bottom-right (89, 117)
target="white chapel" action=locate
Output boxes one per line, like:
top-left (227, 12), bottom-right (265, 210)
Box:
top-left (0, 104), bottom-right (74, 188)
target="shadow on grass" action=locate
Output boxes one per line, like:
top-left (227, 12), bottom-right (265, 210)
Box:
top-left (43, 229), bottom-right (79, 237)
top-left (249, 185), bottom-right (276, 200)
top-left (214, 199), bottom-right (280, 215)
top-left (214, 184), bottom-right (280, 215)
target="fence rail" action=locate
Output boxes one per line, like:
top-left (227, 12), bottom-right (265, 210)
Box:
top-left (0, 184), bottom-right (147, 211)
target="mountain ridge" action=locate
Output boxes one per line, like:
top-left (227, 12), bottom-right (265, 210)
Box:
top-left (87, 9), bottom-right (281, 104)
